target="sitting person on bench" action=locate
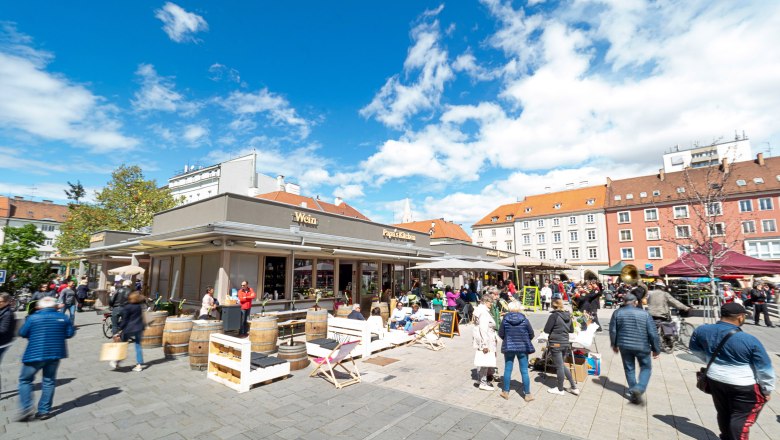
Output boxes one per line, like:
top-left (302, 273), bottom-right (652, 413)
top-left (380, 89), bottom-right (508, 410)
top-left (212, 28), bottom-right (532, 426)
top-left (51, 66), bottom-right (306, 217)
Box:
top-left (404, 303), bottom-right (428, 331)
top-left (367, 307), bottom-right (386, 338)
top-left (347, 304), bottom-right (365, 320)
top-left (389, 302), bottom-right (409, 329)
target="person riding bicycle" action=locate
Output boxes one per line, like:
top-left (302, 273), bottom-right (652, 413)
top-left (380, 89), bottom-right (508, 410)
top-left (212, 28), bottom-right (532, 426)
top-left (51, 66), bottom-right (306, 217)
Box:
top-left (109, 280), bottom-right (132, 336)
top-left (647, 283), bottom-right (690, 322)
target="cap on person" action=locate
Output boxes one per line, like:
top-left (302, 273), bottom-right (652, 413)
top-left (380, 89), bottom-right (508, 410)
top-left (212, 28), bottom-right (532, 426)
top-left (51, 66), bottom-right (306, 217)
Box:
top-left (37, 297), bottom-right (57, 309)
top-left (721, 302), bottom-right (747, 317)
top-left (624, 293), bottom-right (638, 303)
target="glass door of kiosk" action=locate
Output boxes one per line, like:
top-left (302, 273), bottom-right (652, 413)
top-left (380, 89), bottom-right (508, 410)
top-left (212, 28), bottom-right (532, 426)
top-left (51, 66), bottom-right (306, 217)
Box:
top-left (359, 262), bottom-right (378, 318)
top-left (338, 260), bottom-right (356, 306)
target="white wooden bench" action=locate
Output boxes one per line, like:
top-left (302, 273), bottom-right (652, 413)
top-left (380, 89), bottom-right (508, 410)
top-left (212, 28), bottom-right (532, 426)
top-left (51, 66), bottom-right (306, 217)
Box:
top-left (401, 307), bottom-right (436, 321)
top-left (305, 316), bottom-right (397, 359)
top-left (207, 333), bottom-right (290, 393)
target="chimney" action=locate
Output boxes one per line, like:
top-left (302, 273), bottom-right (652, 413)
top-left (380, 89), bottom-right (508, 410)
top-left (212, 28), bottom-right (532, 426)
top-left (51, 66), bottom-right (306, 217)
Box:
top-left (721, 158), bottom-right (730, 173)
top-left (334, 197), bottom-right (343, 206)
top-left (659, 169), bottom-right (665, 181)
top-left (606, 177), bottom-right (612, 187)
top-left (277, 175), bottom-right (286, 191)
top-left (757, 152), bottom-right (765, 166)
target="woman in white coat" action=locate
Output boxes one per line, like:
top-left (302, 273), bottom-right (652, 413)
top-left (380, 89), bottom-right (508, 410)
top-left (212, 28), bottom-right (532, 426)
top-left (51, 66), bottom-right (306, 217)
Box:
top-left (473, 292), bottom-right (498, 390)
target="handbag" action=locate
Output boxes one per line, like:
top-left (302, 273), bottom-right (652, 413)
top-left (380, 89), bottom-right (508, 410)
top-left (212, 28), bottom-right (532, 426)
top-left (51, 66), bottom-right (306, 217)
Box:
top-left (100, 342), bottom-right (129, 362)
top-left (696, 328), bottom-right (739, 394)
top-left (474, 350), bottom-right (497, 368)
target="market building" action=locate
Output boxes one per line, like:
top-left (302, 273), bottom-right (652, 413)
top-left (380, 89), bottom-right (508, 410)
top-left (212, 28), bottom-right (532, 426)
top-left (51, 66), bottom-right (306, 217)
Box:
top-left (604, 153), bottom-right (780, 275)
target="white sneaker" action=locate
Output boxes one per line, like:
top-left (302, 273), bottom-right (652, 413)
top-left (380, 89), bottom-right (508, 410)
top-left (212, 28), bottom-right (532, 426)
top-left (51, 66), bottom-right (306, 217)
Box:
top-left (547, 387), bottom-right (565, 395)
top-left (479, 384), bottom-right (495, 391)
top-left (109, 361), bottom-right (118, 370)
top-left (569, 388), bottom-right (580, 396)
top-left (132, 364), bottom-right (143, 372)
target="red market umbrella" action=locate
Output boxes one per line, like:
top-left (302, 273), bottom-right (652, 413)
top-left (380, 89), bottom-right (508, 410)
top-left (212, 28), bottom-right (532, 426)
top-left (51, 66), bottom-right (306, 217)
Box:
top-left (658, 242), bottom-right (780, 276)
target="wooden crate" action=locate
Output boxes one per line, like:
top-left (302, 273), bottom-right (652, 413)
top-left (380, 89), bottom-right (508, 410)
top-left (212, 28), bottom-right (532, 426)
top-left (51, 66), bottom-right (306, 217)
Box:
top-left (207, 333), bottom-right (289, 393)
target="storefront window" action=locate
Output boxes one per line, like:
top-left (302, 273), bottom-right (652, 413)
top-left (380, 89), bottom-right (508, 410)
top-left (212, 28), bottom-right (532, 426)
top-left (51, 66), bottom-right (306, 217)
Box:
top-left (263, 256), bottom-right (286, 300)
top-left (293, 258), bottom-right (313, 299)
top-left (200, 253), bottom-right (220, 299)
top-left (360, 262), bottom-right (378, 298)
top-left (182, 255), bottom-right (202, 301)
top-left (315, 259), bottom-right (335, 298)
top-left (393, 264), bottom-right (406, 297)
top-left (156, 257), bottom-right (171, 298)
top-left (230, 253), bottom-right (259, 295)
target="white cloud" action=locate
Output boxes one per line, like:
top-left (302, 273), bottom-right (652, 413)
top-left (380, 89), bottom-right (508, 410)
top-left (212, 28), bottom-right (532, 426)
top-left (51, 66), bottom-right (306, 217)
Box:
top-left (132, 64), bottom-right (198, 115)
top-left (183, 124), bottom-right (209, 144)
top-left (333, 184), bottom-right (364, 200)
top-left (360, 11), bottom-right (454, 129)
top-left (218, 89), bottom-right (311, 139)
top-left (0, 26), bottom-right (137, 153)
top-left (452, 51), bottom-right (498, 82)
top-left (208, 63), bottom-right (243, 85)
top-left (0, 180), bottom-right (99, 203)
top-left (155, 2), bottom-right (208, 43)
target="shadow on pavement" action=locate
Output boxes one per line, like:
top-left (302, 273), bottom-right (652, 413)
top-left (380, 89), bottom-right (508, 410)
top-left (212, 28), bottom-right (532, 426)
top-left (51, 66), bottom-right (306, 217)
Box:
top-left (653, 414), bottom-right (718, 439)
top-left (0, 377), bottom-right (76, 399)
top-left (52, 387), bottom-right (123, 416)
top-left (676, 352), bottom-right (703, 364)
top-left (592, 375), bottom-right (626, 397)
top-left (75, 322), bottom-right (101, 329)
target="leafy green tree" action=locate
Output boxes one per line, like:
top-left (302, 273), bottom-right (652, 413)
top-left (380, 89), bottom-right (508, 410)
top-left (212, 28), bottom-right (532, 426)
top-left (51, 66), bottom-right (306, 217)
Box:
top-left (64, 180), bottom-right (86, 204)
top-left (55, 164), bottom-right (180, 255)
top-left (0, 224), bottom-right (46, 292)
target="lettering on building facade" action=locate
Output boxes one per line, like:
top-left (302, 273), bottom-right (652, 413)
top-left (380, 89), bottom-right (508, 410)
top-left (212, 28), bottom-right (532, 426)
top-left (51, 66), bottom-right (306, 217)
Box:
top-left (90, 233), bottom-right (106, 244)
top-left (292, 211), bottom-right (319, 226)
top-left (486, 250), bottom-right (509, 258)
top-left (382, 229), bottom-right (417, 242)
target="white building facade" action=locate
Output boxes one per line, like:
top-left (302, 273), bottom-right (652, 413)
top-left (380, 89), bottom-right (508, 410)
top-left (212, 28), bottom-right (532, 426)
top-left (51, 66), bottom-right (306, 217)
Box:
top-left (0, 197), bottom-right (68, 263)
top-left (662, 136), bottom-right (752, 172)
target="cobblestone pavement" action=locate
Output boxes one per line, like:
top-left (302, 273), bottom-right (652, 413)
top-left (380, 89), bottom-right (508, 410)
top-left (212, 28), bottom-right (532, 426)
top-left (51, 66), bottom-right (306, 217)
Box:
top-left (0, 310), bottom-right (577, 440)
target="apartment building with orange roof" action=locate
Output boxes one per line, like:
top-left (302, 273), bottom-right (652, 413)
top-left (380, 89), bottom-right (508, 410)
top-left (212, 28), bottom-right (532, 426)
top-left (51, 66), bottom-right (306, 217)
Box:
top-left (604, 153), bottom-right (780, 273)
top-left (255, 191), bottom-right (371, 221)
top-left (0, 196), bottom-right (70, 263)
top-left (473, 185), bottom-right (610, 279)
top-left (392, 218), bottom-right (472, 243)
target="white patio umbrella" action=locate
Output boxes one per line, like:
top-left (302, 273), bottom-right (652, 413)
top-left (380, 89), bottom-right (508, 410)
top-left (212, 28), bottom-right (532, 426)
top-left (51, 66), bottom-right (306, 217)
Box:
top-left (470, 260), bottom-right (512, 272)
top-left (108, 265), bottom-right (145, 276)
top-left (408, 258), bottom-right (477, 270)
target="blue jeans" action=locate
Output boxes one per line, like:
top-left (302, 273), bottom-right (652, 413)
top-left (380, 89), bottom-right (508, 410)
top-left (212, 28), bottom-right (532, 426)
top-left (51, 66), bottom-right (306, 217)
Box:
top-left (620, 349), bottom-right (652, 394)
top-left (19, 360), bottom-right (60, 415)
top-left (64, 304), bottom-right (76, 324)
top-left (503, 351), bottom-right (531, 395)
top-left (239, 309), bottom-right (250, 335)
top-left (122, 331), bottom-right (144, 365)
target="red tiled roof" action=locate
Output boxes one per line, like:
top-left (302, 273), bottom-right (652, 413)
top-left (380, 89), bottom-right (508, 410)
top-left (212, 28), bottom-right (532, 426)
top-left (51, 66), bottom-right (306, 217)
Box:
top-left (606, 156), bottom-right (780, 209)
top-left (255, 192), bottom-right (371, 221)
top-left (392, 219), bottom-right (472, 242)
top-left (473, 185), bottom-right (607, 227)
top-left (0, 197), bottom-right (69, 222)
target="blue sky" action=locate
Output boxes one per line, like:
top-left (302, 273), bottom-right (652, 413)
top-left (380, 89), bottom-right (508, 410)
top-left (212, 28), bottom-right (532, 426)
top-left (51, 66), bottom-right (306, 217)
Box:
top-left (2, 1), bottom-right (779, 229)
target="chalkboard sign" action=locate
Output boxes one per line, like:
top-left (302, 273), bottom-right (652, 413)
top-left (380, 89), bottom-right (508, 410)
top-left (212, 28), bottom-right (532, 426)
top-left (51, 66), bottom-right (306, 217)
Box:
top-left (522, 286), bottom-right (540, 312)
top-left (438, 310), bottom-right (459, 338)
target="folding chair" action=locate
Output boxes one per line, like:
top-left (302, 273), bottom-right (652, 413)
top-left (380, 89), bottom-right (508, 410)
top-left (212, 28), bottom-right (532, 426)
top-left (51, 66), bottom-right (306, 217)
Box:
top-left (410, 321), bottom-right (445, 351)
top-left (309, 340), bottom-right (361, 389)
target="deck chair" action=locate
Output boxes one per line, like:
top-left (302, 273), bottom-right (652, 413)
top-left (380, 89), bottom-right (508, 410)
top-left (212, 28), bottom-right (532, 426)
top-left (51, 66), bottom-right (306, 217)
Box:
top-left (309, 340), bottom-right (362, 389)
top-left (410, 321), bottom-right (444, 351)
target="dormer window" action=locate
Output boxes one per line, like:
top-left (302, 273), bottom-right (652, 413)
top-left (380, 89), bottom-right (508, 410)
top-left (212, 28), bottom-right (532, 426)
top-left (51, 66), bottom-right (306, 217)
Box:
top-left (676, 187), bottom-right (686, 193)
top-left (753, 177), bottom-right (764, 184)
top-left (553, 203), bottom-right (561, 209)
top-left (506, 215), bottom-right (514, 221)
top-left (639, 192), bottom-right (647, 198)
top-left (586, 198), bottom-right (595, 205)
top-left (652, 190), bottom-right (661, 196)
top-left (491, 216), bottom-right (499, 223)
top-left (736, 179), bottom-right (746, 186)
top-left (525, 207), bottom-right (532, 213)
top-left (626, 194), bottom-right (634, 200)
top-left (614, 195), bottom-right (622, 201)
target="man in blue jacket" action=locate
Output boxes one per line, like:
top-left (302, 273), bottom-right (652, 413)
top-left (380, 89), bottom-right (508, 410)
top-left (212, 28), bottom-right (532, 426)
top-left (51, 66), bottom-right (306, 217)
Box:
top-left (609, 293), bottom-right (660, 405)
top-left (16, 296), bottom-right (76, 421)
top-left (689, 302), bottom-right (775, 440)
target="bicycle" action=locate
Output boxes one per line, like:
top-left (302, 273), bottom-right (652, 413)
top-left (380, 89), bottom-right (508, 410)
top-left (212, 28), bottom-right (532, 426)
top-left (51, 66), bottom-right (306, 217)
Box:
top-left (655, 311), bottom-right (695, 353)
top-left (102, 312), bottom-right (123, 339)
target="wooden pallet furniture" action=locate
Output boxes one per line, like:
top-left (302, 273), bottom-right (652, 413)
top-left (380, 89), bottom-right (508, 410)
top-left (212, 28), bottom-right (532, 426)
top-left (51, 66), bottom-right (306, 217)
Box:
top-left (207, 333), bottom-right (290, 393)
top-left (305, 316), bottom-right (396, 359)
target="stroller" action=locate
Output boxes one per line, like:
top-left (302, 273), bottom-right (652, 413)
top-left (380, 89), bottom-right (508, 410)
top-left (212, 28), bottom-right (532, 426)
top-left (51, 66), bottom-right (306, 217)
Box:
top-left (603, 291), bottom-right (616, 309)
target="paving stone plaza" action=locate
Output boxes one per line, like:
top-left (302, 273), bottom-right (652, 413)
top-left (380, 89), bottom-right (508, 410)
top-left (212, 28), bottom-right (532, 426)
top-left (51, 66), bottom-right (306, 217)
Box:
top-left (0, 308), bottom-right (778, 440)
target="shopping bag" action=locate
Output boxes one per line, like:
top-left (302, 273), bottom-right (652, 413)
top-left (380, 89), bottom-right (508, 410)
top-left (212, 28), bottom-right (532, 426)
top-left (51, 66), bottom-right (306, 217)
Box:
top-left (474, 350), bottom-right (497, 368)
top-left (100, 342), bottom-right (128, 362)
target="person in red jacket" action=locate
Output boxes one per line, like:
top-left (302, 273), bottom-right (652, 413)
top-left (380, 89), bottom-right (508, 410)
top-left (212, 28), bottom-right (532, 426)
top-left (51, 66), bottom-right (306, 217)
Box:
top-left (238, 281), bottom-right (256, 336)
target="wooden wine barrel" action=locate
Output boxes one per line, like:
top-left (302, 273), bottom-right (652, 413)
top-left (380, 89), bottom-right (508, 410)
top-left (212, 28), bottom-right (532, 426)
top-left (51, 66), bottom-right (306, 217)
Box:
top-left (336, 305), bottom-right (352, 318)
top-left (371, 301), bottom-right (389, 325)
top-left (163, 316), bottom-right (193, 358)
top-left (249, 316), bottom-right (278, 354)
top-left (189, 320), bottom-right (223, 370)
top-left (141, 311), bottom-right (168, 349)
top-left (305, 308), bottom-right (328, 342)
top-left (277, 342), bottom-right (309, 370)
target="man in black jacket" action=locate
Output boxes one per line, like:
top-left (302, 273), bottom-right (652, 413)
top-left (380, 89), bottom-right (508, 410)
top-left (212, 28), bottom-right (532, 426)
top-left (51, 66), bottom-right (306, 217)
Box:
top-left (110, 280), bottom-right (131, 336)
top-left (751, 283), bottom-right (774, 327)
